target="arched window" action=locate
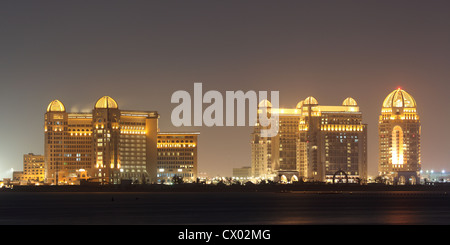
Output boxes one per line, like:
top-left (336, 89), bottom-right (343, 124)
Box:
top-left (392, 126), bottom-right (404, 167)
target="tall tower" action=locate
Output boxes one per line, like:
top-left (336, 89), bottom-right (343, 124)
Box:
top-left (92, 96), bottom-right (121, 184)
top-left (251, 100), bottom-right (275, 179)
top-left (44, 99), bottom-right (94, 185)
top-left (378, 88), bottom-right (421, 185)
top-left (44, 100), bottom-right (68, 184)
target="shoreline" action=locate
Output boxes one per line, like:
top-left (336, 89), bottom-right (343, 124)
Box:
top-left (2, 183), bottom-right (450, 193)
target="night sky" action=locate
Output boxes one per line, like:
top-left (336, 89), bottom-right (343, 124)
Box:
top-left (0, 1), bottom-right (449, 178)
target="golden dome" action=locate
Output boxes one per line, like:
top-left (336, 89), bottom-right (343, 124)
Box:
top-left (46, 100), bottom-right (65, 112)
top-left (303, 96), bottom-right (318, 105)
top-left (296, 100), bottom-right (304, 109)
top-left (95, 96), bottom-right (118, 109)
top-left (258, 99), bottom-right (272, 108)
top-left (382, 88), bottom-right (416, 108)
top-left (343, 97), bottom-right (357, 106)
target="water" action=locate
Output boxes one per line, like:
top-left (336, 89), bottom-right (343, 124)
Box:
top-left (0, 191), bottom-right (448, 225)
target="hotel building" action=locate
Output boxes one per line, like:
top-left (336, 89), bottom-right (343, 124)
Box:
top-left (378, 88), bottom-right (421, 185)
top-left (298, 97), bottom-right (368, 183)
top-left (45, 100), bottom-right (96, 185)
top-left (251, 100), bottom-right (277, 179)
top-left (251, 100), bottom-right (301, 181)
top-left (252, 97), bottom-right (368, 183)
top-left (156, 132), bottom-right (199, 183)
top-left (44, 96), bottom-right (197, 185)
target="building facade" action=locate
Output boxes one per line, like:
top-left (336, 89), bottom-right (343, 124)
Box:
top-left (251, 125), bottom-right (273, 179)
top-left (251, 97), bottom-right (368, 183)
top-left (44, 96), bottom-right (161, 185)
top-left (378, 88), bottom-right (421, 185)
top-left (156, 132), bottom-right (199, 183)
top-left (298, 96), bottom-right (368, 183)
top-left (251, 100), bottom-right (301, 180)
top-left (45, 100), bottom-right (94, 185)
top-left (22, 153), bottom-right (45, 183)
top-left (12, 153), bottom-right (45, 184)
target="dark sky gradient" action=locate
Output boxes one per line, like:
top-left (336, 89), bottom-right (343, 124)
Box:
top-left (0, 1), bottom-right (449, 178)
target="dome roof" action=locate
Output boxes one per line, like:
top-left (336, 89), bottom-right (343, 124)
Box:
top-left (47, 100), bottom-right (65, 112)
top-left (95, 96), bottom-right (118, 109)
top-left (258, 99), bottom-right (272, 108)
top-left (342, 97), bottom-right (357, 106)
top-left (382, 88), bottom-right (416, 108)
top-left (296, 100), bottom-right (304, 109)
top-left (303, 96), bottom-right (318, 105)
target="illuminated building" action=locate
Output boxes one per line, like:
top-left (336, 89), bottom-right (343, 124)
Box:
top-left (44, 96), bottom-right (159, 185)
top-left (12, 153), bottom-right (45, 184)
top-left (251, 100), bottom-right (277, 179)
top-left (251, 97), bottom-right (368, 183)
top-left (12, 171), bottom-right (23, 182)
top-left (378, 88), bottom-right (421, 185)
top-left (156, 132), bottom-right (199, 183)
top-left (22, 153), bottom-right (45, 183)
top-left (298, 97), bottom-right (368, 183)
top-left (44, 100), bottom-right (93, 185)
top-left (118, 110), bottom-right (158, 184)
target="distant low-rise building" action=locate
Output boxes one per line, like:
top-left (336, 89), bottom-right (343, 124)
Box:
top-left (12, 153), bottom-right (45, 184)
top-left (23, 153), bottom-right (45, 182)
top-left (233, 166), bottom-right (252, 179)
top-left (12, 171), bottom-right (24, 182)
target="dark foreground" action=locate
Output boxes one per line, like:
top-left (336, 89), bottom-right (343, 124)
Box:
top-left (0, 189), bottom-right (449, 225)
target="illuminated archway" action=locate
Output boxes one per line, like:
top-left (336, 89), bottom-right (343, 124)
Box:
top-left (280, 175), bottom-right (288, 183)
top-left (291, 175), bottom-right (298, 182)
top-left (398, 176), bottom-right (406, 185)
top-left (332, 170), bottom-right (348, 184)
top-left (409, 176), bottom-right (417, 185)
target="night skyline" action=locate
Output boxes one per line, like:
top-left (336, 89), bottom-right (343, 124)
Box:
top-left (1, 1), bottom-right (450, 179)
